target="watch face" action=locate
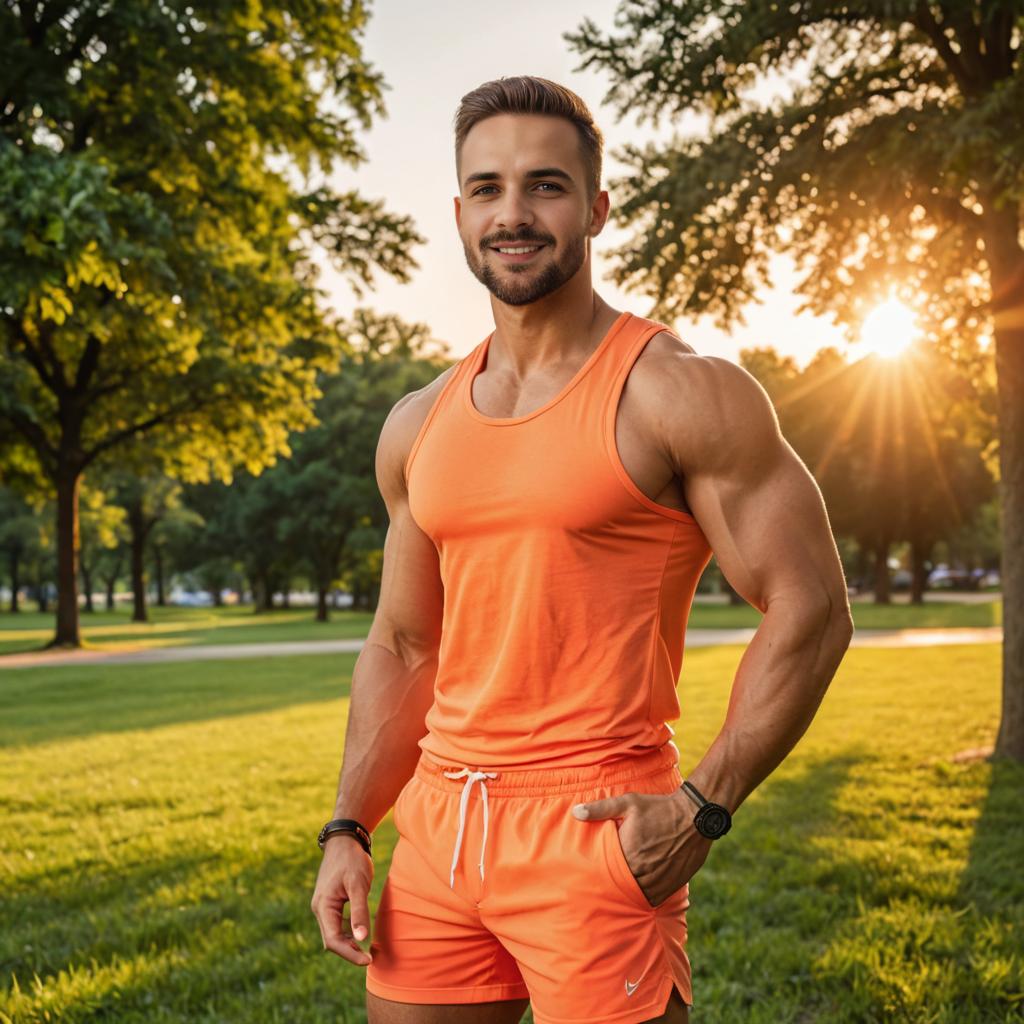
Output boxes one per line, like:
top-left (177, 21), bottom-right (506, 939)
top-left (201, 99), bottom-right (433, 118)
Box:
top-left (695, 803), bottom-right (732, 839)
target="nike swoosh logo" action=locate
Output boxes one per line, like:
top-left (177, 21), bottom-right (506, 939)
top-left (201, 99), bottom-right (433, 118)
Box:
top-left (625, 976), bottom-right (645, 996)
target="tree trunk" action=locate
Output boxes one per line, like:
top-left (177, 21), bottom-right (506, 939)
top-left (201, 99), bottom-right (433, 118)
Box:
top-left (105, 575), bottom-right (116, 611)
top-left (873, 538), bottom-right (891, 604)
top-left (8, 548), bottom-right (20, 613)
top-left (50, 461), bottom-right (82, 646)
top-left (154, 544), bottom-right (166, 606)
top-left (128, 502), bottom-right (150, 623)
top-left (909, 539), bottom-right (931, 606)
top-left (316, 581), bottom-right (329, 622)
top-left (987, 212), bottom-right (1024, 762)
top-left (81, 564), bottom-right (95, 613)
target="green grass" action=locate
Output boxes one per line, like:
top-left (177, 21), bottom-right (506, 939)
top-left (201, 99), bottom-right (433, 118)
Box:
top-left (0, 597), bottom-right (1002, 658)
top-left (0, 605), bottom-right (375, 657)
top-left (0, 645), bottom-right (1020, 1022)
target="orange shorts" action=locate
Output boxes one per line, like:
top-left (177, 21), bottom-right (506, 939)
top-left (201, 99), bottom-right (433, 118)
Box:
top-left (366, 741), bottom-right (693, 1023)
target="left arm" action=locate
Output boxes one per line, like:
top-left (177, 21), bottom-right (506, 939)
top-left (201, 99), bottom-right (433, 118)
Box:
top-left (664, 354), bottom-right (854, 816)
top-left (573, 351), bottom-right (853, 904)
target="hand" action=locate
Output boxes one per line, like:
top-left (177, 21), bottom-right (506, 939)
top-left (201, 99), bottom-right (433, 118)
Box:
top-left (571, 789), bottom-right (712, 907)
top-left (310, 832), bottom-right (375, 965)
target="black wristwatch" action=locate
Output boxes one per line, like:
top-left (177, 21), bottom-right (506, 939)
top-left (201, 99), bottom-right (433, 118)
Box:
top-left (680, 780), bottom-right (732, 839)
top-left (318, 818), bottom-right (372, 855)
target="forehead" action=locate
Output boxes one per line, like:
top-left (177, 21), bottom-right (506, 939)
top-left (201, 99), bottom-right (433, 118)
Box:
top-left (460, 113), bottom-right (581, 185)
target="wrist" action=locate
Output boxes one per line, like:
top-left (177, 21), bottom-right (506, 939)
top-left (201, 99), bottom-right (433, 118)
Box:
top-left (677, 778), bottom-right (733, 840)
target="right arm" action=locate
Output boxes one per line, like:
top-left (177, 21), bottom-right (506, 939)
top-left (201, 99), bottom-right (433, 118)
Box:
top-left (310, 378), bottom-right (448, 965)
top-left (328, 389), bottom-right (445, 834)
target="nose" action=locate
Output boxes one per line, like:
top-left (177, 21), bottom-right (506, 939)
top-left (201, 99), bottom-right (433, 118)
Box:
top-left (494, 191), bottom-right (534, 232)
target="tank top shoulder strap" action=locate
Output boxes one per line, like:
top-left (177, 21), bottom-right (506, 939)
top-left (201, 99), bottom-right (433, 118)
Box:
top-left (404, 344), bottom-right (483, 486)
top-left (587, 312), bottom-right (675, 401)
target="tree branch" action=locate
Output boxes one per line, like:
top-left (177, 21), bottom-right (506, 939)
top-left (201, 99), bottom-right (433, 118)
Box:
top-left (81, 395), bottom-right (211, 469)
top-left (0, 407), bottom-right (58, 472)
top-left (912, 2), bottom-right (976, 96)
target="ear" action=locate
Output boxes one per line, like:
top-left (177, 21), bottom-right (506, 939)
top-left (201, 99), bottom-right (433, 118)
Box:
top-left (588, 188), bottom-right (610, 238)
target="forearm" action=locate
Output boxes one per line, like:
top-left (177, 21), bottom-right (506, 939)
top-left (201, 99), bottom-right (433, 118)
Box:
top-left (685, 595), bottom-right (853, 815)
top-left (329, 639), bottom-right (438, 834)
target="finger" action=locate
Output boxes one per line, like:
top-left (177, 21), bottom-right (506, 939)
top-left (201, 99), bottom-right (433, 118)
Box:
top-left (348, 888), bottom-right (372, 944)
top-left (316, 897), bottom-right (372, 964)
top-left (571, 794), bottom-right (631, 820)
top-left (323, 933), bottom-right (374, 966)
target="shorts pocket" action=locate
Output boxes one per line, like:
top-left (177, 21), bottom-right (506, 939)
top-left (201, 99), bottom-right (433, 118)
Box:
top-left (601, 818), bottom-right (655, 911)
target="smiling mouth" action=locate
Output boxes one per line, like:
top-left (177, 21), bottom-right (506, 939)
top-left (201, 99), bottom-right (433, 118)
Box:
top-left (490, 243), bottom-right (546, 254)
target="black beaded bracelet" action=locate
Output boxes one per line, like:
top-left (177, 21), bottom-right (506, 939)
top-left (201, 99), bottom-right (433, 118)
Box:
top-left (317, 818), bottom-right (372, 855)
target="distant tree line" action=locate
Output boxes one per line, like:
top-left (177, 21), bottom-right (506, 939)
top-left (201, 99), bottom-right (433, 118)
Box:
top-left (1, 307), bottom-right (451, 622)
top-left (2, 324), bottom-right (998, 618)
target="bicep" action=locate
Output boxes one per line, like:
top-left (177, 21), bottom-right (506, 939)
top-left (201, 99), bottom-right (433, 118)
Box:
top-left (366, 397), bottom-right (445, 663)
top-left (669, 358), bottom-right (847, 615)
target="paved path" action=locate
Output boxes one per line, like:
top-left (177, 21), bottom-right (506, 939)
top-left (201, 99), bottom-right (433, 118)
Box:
top-left (0, 626), bottom-right (1003, 670)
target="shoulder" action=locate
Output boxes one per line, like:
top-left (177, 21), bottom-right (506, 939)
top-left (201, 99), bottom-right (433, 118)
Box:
top-left (629, 332), bottom-right (782, 474)
top-left (376, 360), bottom-right (462, 499)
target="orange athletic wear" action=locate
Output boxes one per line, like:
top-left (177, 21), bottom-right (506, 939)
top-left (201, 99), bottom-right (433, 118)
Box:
top-left (365, 312), bottom-right (714, 1020)
top-left (405, 310), bottom-right (713, 770)
top-left (366, 743), bottom-right (694, 1022)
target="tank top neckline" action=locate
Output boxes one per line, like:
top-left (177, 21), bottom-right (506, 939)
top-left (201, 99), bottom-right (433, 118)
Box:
top-left (463, 310), bottom-right (633, 427)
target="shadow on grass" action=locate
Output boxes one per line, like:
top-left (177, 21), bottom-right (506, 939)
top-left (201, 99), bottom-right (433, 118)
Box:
top-left (677, 744), bottom-right (1023, 1023)
top-left (4, 743), bottom-right (1019, 1024)
top-left (1, 822), bottom-right (399, 1023)
top-left (745, 752), bottom-right (1023, 1024)
top-left (0, 654), bottom-right (356, 749)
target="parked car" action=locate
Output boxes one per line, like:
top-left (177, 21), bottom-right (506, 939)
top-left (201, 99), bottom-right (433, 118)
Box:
top-left (927, 565), bottom-right (977, 590)
top-left (891, 569), bottom-right (913, 591)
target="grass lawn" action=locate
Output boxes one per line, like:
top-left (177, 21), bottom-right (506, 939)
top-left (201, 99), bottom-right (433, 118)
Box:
top-left (0, 644), bottom-right (1020, 1022)
top-left (0, 605), bottom-right (375, 658)
top-left (0, 596), bottom-right (1003, 657)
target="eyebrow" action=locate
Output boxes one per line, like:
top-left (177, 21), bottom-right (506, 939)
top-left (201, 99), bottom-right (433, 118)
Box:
top-left (463, 167), bottom-right (574, 189)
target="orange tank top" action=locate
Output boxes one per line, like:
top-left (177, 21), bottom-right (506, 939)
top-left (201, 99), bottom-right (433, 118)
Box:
top-left (405, 311), bottom-right (713, 770)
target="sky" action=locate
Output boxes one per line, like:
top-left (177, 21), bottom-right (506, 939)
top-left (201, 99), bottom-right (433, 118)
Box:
top-left (319, 0), bottom-right (862, 369)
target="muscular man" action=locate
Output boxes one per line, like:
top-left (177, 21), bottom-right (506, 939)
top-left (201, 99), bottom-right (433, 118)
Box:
top-left (311, 75), bottom-right (853, 1024)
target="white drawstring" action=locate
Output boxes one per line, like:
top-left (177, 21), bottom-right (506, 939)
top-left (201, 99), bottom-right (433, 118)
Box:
top-left (441, 767), bottom-right (499, 888)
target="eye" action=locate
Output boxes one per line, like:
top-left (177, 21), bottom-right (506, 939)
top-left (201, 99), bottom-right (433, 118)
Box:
top-left (536, 182), bottom-right (562, 191)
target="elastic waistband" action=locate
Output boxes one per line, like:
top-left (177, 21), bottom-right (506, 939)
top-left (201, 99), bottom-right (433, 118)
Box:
top-left (415, 741), bottom-right (680, 796)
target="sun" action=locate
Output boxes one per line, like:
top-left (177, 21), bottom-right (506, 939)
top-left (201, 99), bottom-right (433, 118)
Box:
top-left (859, 298), bottom-right (918, 358)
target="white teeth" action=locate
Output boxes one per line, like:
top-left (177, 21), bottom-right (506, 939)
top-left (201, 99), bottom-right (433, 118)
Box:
top-left (496, 246), bottom-right (542, 254)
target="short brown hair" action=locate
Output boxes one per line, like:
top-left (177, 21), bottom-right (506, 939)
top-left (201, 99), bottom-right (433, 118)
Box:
top-left (453, 76), bottom-right (604, 203)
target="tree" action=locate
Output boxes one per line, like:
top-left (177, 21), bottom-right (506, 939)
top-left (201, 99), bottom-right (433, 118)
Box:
top-left (0, 485), bottom-right (40, 612)
top-left (279, 309), bottom-right (454, 621)
top-left (742, 342), bottom-right (996, 604)
top-left (77, 480), bottom-right (126, 614)
top-left (567, 1), bottom-right (1024, 760)
top-left (107, 466), bottom-right (181, 622)
top-left (0, 2), bottom-right (424, 648)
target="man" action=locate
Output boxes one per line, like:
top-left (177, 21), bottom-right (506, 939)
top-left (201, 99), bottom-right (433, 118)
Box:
top-left (311, 75), bottom-right (853, 1024)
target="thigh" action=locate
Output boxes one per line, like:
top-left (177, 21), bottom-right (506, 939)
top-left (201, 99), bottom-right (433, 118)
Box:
top-left (366, 992), bottom-right (530, 1024)
top-left (649, 985), bottom-right (690, 1023)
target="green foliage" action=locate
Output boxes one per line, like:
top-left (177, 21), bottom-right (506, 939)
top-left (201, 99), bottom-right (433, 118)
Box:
top-left (0, 0), bottom-right (426, 484)
top-left (564, 1), bottom-right (1022, 361)
top-left (740, 341), bottom-right (997, 554)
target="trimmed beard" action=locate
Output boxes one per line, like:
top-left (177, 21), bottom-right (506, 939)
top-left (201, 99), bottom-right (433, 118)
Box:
top-left (464, 232), bottom-right (587, 307)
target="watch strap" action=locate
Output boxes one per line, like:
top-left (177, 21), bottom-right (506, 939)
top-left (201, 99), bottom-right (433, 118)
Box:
top-left (318, 818), bottom-right (372, 855)
top-left (680, 780), bottom-right (733, 839)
